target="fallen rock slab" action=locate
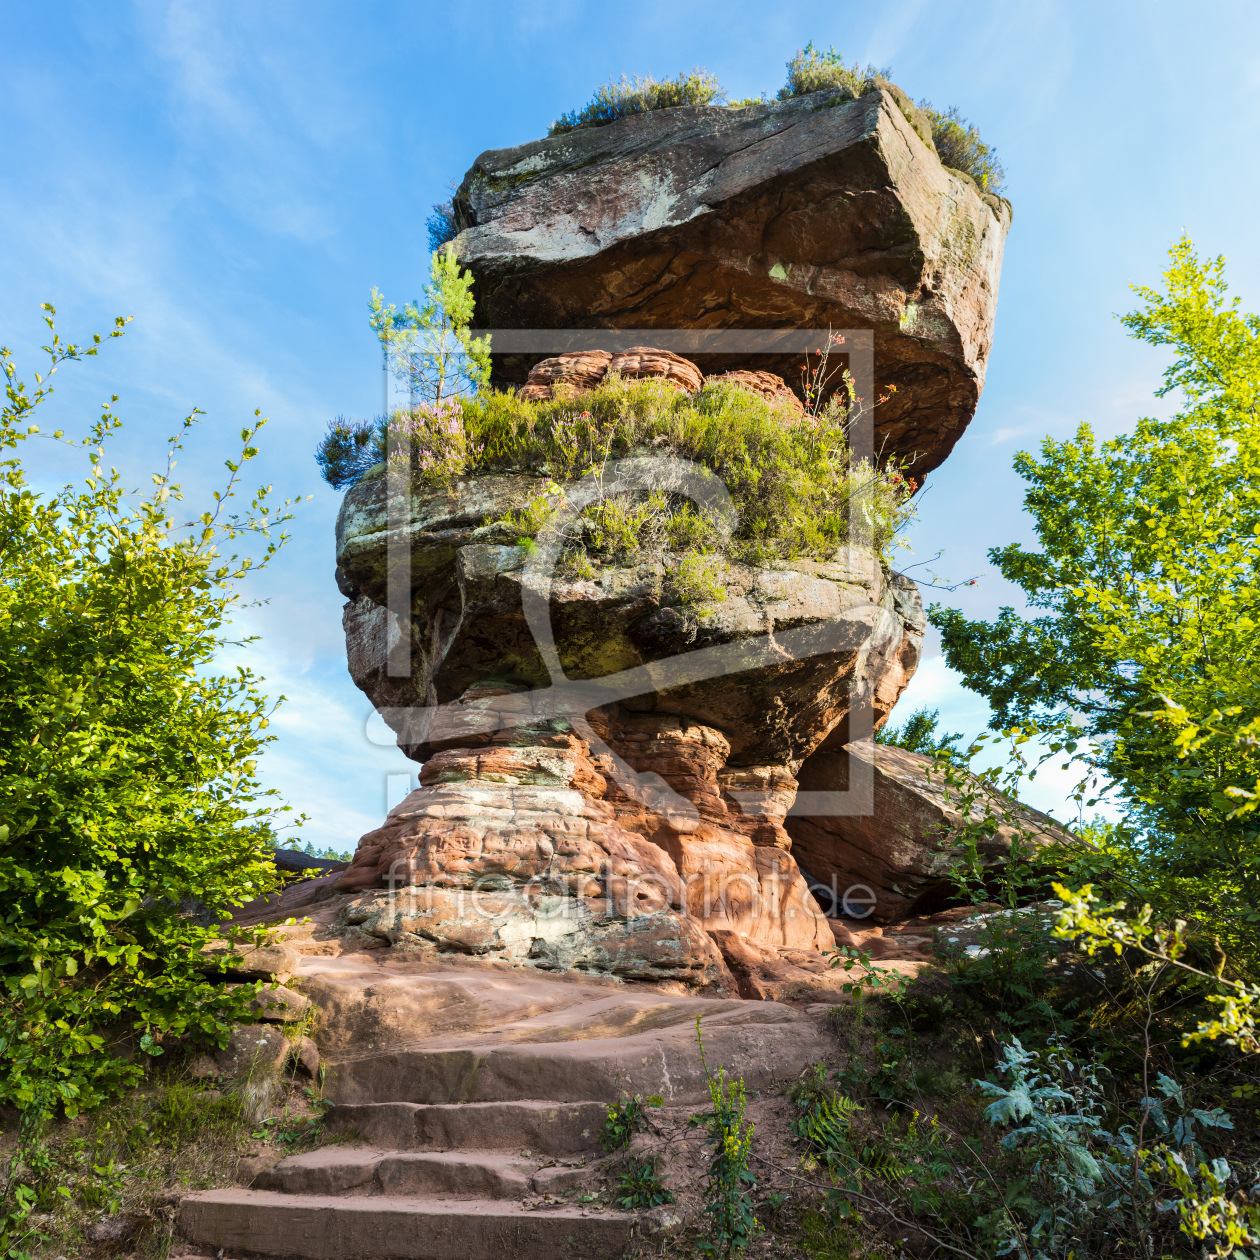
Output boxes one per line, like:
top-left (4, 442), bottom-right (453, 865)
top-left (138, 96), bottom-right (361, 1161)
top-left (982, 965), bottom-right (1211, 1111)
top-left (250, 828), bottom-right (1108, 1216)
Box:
top-left (788, 740), bottom-right (1071, 923)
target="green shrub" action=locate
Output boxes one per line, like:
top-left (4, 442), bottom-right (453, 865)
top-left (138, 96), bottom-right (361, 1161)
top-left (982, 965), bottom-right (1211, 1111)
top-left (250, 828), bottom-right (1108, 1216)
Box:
top-left (919, 102), bottom-right (1007, 193)
top-left (671, 551), bottom-right (728, 605)
top-left (331, 376), bottom-right (914, 565)
top-left (776, 43), bottom-right (889, 102)
top-left (601, 1093), bottom-right (663, 1152)
top-left (614, 1156), bottom-right (673, 1210)
top-left (549, 69), bottom-right (725, 136)
top-left (315, 414), bottom-right (385, 490)
top-left (773, 43), bottom-right (1006, 194)
top-left (0, 307), bottom-right (295, 1125)
top-left (426, 197), bottom-right (457, 254)
top-left (973, 1036), bottom-right (1251, 1260)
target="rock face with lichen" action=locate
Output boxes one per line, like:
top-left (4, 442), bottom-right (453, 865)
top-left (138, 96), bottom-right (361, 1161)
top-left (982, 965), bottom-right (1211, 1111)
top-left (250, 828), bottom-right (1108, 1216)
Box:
top-left (452, 85), bottom-right (1011, 476)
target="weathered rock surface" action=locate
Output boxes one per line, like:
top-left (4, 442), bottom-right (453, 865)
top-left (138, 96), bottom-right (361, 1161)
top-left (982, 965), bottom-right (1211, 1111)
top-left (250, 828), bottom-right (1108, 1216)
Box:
top-left (333, 693), bottom-right (831, 968)
top-left (706, 370), bottom-right (804, 414)
top-left (333, 468), bottom-right (926, 980)
top-left (290, 954), bottom-right (826, 1105)
top-left (213, 1024), bottom-right (293, 1078)
top-left (200, 941), bottom-right (300, 984)
top-left (453, 86), bottom-right (1011, 474)
top-left (518, 349), bottom-right (612, 401)
top-left (335, 470), bottom-right (924, 761)
top-left (517, 351), bottom-right (802, 415)
top-left (250, 983), bottom-right (311, 1023)
top-left (607, 346), bottom-right (704, 392)
top-left (787, 740), bottom-right (1072, 924)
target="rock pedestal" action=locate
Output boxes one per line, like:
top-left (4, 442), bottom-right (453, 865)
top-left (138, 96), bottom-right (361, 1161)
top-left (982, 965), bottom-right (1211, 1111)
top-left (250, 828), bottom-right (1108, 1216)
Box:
top-left (332, 465), bottom-right (926, 987)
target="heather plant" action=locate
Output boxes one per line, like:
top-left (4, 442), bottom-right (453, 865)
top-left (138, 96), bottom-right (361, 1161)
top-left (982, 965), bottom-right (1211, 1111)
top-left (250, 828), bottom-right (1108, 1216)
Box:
top-left (322, 373), bottom-right (917, 565)
top-left (425, 181), bottom-right (459, 254)
top-left (386, 397), bottom-right (470, 485)
top-left (549, 69), bottom-right (725, 135)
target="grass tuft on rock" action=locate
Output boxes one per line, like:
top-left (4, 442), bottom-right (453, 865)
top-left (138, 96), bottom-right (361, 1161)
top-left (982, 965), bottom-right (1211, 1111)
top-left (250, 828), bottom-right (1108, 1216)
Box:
top-left (919, 101), bottom-right (1007, 194)
top-left (549, 69), bottom-right (725, 135)
top-left (774, 43), bottom-right (1006, 194)
top-left (776, 42), bottom-right (890, 102)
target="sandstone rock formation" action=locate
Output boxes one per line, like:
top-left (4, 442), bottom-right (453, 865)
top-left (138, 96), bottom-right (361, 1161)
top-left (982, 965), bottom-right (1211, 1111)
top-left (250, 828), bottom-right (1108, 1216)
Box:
top-left (517, 349), bottom-right (611, 401)
top-left (520, 346), bottom-right (704, 400)
top-left (706, 370), bottom-right (804, 414)
top-left (517, 351), bottom-right (804, 417)
top-left (606, 346), bottom-right (704, 392)
top-left (452, 85), bottom-right (1011, 475)
top-left (787, 740), bottom-right (1071, 924)
top-left (333, 465), bottom-right (925, 986)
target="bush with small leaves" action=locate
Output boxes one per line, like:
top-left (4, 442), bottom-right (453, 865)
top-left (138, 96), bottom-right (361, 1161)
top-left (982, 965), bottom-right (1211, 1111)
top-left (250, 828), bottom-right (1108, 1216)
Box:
top-left (776, 43), bottom-right (889, 102)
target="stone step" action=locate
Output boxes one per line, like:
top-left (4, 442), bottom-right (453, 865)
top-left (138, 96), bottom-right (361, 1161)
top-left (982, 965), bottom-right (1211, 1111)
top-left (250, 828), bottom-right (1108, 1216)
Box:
top-left (325, 1100), bottom-right (608, 1155)
top-left (179, 1189), bottom-right (637, 1260)
top-left (297, 958), bottom-right (825, 1108)
top-left (255, 1147), bottom-right (546, 1199)
top-left (323, 1001), bottom-right (824, 1106)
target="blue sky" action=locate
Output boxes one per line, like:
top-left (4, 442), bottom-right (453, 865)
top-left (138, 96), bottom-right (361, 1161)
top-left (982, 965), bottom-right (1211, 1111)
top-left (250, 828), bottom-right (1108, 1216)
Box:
top-left (4, 1), bottom-right (1259, 848)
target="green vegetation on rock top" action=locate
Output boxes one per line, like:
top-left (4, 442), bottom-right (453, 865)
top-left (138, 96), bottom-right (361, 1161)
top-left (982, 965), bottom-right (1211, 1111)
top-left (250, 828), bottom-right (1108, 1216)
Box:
top-left (548, 69), bottom-right (726, 135)
top-left (535, 42), bottom-right (1006, 195)
top-left (322, 373), bottom-right (917, 567)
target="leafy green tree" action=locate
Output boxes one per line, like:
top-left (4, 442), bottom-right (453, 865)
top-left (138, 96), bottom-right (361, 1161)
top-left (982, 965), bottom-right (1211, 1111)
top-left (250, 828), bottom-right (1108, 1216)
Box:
top-left (875, 705), bottom-right (965, 759)
top-left (0, 306), bottom-right (296, 1119)
top-left (930, 238), bottom-right (1260, 948)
